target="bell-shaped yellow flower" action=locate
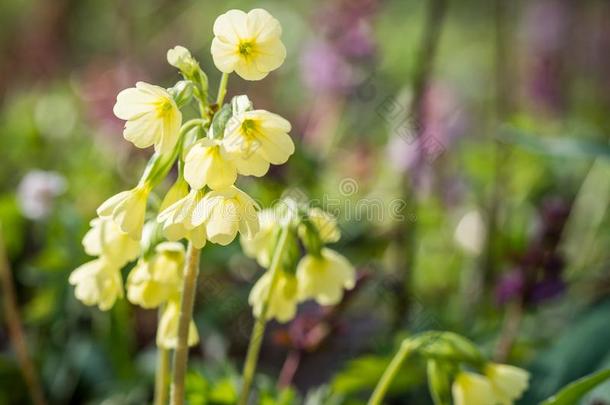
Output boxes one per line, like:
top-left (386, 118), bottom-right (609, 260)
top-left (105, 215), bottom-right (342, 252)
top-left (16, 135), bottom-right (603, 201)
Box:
top-left (82, 217), bottom-right (140, 266)
top-left (113, 82), bottom-right (182, 154)
top-left (193, 186), bottom-right (259, 246)
top-left (296, 248), bottom-right (355, 306)
top-left (157, 189), bottom-right (206, 249)
top-left (484, 363), bottom-right (530, 404)
top-left (69, 258), bottom-right (123, 311)
top-left (97, 185), bottom-right (149, 239)
top-left (156, 298), bottom-right (199, 349)
top-left (159, 178), bottom-right (189, 212)
top-left (211, 9), bottom-right (286, 81)
top-left (249, 270), bottom-right (298, 323)
top-left (126, 242), bottom-right (185, 309)
top-left (451, 372), bottom-right (496, 405)
top-left (184, 138), bottom-right (237, 190)
top-left (240, 208), bottom-right (279, 267)
top-left (301, 207), bottom-right (341, 244)
top-left (224, 110), bottom-right (294, 175)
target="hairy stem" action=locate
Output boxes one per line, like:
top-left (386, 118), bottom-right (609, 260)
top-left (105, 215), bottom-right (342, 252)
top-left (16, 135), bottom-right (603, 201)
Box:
top-left (154, 346), bottom-right (171, 405)
top-left (367, 340), bottom-right (414, 405)
top-left (170, 242), bottom-right (201, 405)
top-left (0, 225), bottom-right (47, 405)
top-left (238, 226), bottom-right (291, 405)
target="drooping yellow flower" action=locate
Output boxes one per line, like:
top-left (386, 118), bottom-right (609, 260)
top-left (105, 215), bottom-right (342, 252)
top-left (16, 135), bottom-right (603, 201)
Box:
top-left (157, 189), bottom-right (206, 249)
top-left (193, 186), bottom-right (259, 246)
top-left (300, 207), bottom-right (341, 244)
top-left (224, 110), bottom-right (294, 175)
top-left (211, 9), bottom-right (286, 81)
top-left (296, 248), bottom-right (355, 306)
top-left (97, 185), bottom-right (149, 239)
top-left (184, 138), bottom-right (237, 190)
top-left (69, 259), bottom-right (123, 311)
top-left (113, 82), bottom-right (182, 154)
top-left (451, 372), bottom-right (497, 405)
top-left (240, 208), bottom-right (279, 267)
top-left (159, 177), bottom-right (189, 212)
top-left (82, 217), bottom-right (140, 266)
top-left (484, 363), bottom-right (530, 404)
top-left (156, 298), bottom-right (199, 349)
top-left (126, 242), bottom-right (185, 309)
top-left (249, 270), bottom-right (298, 322)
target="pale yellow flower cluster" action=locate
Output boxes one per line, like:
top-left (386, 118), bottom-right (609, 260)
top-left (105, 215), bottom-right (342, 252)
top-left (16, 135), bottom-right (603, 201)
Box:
top-left (243, 204), bottom-right (356, 322)
top-left (452, 363), bottom-right (530, 405)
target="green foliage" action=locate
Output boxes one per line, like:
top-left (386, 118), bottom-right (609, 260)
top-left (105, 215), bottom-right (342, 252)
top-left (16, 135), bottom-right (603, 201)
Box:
top-left (541, 369), bottom-right (610, 405)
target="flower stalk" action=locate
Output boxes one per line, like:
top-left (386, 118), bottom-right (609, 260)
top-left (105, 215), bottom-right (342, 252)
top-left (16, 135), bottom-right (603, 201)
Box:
top-left (154, 345), bottom-right (170, 405)
top-left (367, 340), bottom-right (414, 405)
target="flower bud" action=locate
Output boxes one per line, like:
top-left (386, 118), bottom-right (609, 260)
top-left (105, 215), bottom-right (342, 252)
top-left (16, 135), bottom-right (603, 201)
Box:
top-left (167, 46), bottom-right (198, 76)
top-left (209, 103), bottom-right (233, 140)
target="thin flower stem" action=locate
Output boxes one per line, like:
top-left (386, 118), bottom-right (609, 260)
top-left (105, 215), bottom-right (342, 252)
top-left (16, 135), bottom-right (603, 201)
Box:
top-left (0, 225), bottom-right (47, 405)
top-left (154, 346), bottom-right (171, 405)
top-left (216, 72), bottom-right (230, 106)
top-left (367, 340), bottom-right (414, 405)
top-left (238, 225), bottom-right (291, 405)
top-left (170, 242), bottom-right (201, 405)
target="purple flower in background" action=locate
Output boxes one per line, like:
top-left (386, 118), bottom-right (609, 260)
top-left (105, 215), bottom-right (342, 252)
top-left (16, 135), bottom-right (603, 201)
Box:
top-left (496, 270), bottom-right (526, 306)
top-left (17, 170), bottom-right (67, 220)
top-left (300, 40), bottom-right (353, 94)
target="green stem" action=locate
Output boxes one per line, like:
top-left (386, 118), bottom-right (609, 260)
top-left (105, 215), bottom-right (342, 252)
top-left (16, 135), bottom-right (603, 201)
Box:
top-left (367, 340), bottom-right (414, 405)
top-left (154, 345), bottom-right (170, 405)
top-left (238, 225), bottom-right (291, 405)
top-left (170, 242), bottom-right (201, 405)
top-left (216, 72), bottom-right (229, 106)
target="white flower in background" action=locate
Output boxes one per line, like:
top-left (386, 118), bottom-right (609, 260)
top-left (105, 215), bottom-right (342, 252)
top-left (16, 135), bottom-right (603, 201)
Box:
top-left (240, 208), bottom-right (279, 268)
top-left (17, 170), bottom-right (67, 220)
top-left (296, 248), bottom-right (355, 306)
top-left (484, 363), bottom-right (530, 404)
top-left (113, 82), bottom-right (182, 154)
top-left (97, 185), bottom-right (150, 239)
top-left (156, 298), bottom-right (199, 349)
top-left (211, 8), bottom-right (286, 80)
top-left (82, 217), bottom-right (140, 265)
top-left (193, 186), bottom-right (259, 246)
top-left (454, 210), bottom-right (486, 256)
top-left (249, 270), bottom-right (298, 323)
top-left (68, 258), bottom-right (123, 311)
top-left (157, 189), bottom-right (206, 249)
top-left (451, 371), bottom-right (496, 405)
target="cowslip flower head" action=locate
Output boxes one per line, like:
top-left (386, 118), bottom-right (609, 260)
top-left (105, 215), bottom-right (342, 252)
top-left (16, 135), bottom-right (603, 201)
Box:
top-left (157, 189), bottom-right (206, 249)
top-left (97, 185), bottom-right (150, 239)
top-left (82, 217), bottom-right (140, 266)
top-left (224, 110), bottom-right (294, 175)
top-left (211, 9), bottom-right (286, 81)
top-left (113, 82), bottom-right (182, 154)
top-left (296, 248), bottom-right (355, 306)
top-left (240, 208), bottom-right (279, 267)
top-left (193, 186), bottom-right (259, 246)
top-left (184, 138), bottom-right (237, 190)
top-left (249, 270), bottom-right (298, 322)
top-left (451, 372), bottom-right (496, 405)
top-left (156, 298), bottom-right (199, 349)
top-left (484, 363), bottom-right (530, 404)
top-left (126, 242), bottom-right (185, 309)
top-left (69, 259), bottom-right (123, 311)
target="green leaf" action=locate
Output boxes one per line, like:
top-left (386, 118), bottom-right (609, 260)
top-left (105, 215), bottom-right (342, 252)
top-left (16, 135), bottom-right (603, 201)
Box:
top-left (540, 369), bottom-right (610, 405)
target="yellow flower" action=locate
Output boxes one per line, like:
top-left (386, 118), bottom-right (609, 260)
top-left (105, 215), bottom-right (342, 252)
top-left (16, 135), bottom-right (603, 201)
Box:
top-left (193, 186), bottom-right (259, 246)
top-left (484, 363), bottom-right (530, 404)
top-left (300, 207), bottom-right (341, 244)
top-left (224, 110), bottom-right (294, 175)
top-left (159, 178), bottom-right (189, 212)
top-left (249, 270), bottom-right (298, 323)
top-left (452, 372), bottom-right (497, 405)
top-left (126, 242), bottom-right (185, 309)
top-left (82, 217), bottom-right (140, 266)
top-left (211, 9), bottom-right (286, 81)
top-left (113, 82), bottom-right (182, 154)
top-left (156, 298), bottom-right (199, 349)
top-left (240, 208), bottom-right (279, 267)
top-left (296, 248), bottom-right (355, 306)
top-left (184, 138), bottom-right (237, 190)
top-left (69, 259), bottom-right (123, 311)
top-left (157, 189), bottom-right (206, 249)
top-left (97, 185), bottom-right (149, 239)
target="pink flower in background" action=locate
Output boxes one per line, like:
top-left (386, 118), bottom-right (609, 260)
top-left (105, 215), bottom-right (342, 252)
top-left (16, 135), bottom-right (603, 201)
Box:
top-left (17, 170), bottom-right (67, 220)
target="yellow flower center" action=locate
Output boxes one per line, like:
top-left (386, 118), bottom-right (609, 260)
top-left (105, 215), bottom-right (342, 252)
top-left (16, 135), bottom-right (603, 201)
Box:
top-left (239, 119), bottom-right (260, 156)
top-left (238, 40), bottom-right (255, 58)
top-left (155, 98), bottom-right (174, 118)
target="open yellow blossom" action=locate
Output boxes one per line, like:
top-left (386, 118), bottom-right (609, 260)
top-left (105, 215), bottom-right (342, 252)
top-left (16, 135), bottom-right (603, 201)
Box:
top-left (126, 242), bottom-right (185, 309)
top-left (83, 217), bottom-right (140, 266)
top-left (211, 9), bottom-right (286, 81)
top-left (184, 138), bottom-right (237, 190)
top-left (452, 372), bottom-right (497, 405)
top-left (296, 248), bottom-right (355, 306)
top-left (69, 259), bottom-right (123, 311)
top-left (484, 363), bottom-right (530, 404)
top-left (113, 82), bottom-right (182, 154)
top-left (157, 189), bottom-right (206, 249)
top-left (249, 270), bottom-right (298, 322)
top-left (224, 110), bottom-right (294, 175)
top-left (157, 298), bottom-right (199, 349)
top-left (97, 185), bottom-right (149, 239)
top-left (240, 208), bottom-right (279, 267)
top-left (300, 207), bottom-right (341, 244)
top-left (193, 186), bottom-right (259, 246)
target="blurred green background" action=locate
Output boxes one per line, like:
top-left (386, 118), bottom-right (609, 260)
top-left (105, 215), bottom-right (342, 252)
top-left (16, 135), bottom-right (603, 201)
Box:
top-left (1, 0), bottom-right (610, 404)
